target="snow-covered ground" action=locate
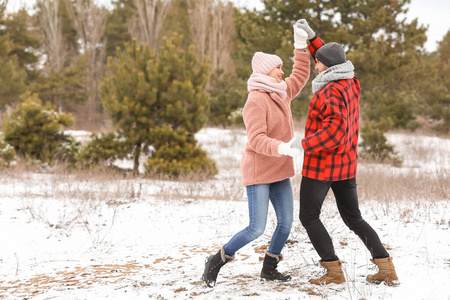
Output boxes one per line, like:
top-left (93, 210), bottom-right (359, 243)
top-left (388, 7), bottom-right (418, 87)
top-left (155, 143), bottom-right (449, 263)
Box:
top-left (0, 127), bottom-right (449, 299)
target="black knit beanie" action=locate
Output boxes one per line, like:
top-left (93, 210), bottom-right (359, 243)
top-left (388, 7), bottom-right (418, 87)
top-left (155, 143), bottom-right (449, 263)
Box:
top-left (316, 42), bottom-right (346, 67)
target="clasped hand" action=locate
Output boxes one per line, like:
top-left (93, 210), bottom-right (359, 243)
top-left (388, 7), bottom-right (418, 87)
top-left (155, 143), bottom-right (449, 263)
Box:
top-left (278, 137), bottom-right (302, 157)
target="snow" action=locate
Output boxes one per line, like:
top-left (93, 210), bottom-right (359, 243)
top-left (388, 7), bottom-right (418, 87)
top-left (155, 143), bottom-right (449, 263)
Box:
top-left (0, 127), bottom-right (449, 299)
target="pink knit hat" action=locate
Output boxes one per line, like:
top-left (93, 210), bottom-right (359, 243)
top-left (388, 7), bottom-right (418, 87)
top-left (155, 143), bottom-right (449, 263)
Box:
top-left (251, 52), bottom-right (283, 74)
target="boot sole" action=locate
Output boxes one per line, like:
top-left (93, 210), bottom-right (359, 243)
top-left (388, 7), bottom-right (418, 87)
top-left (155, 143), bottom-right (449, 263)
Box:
top-left (260, 276), bottom-right (292, 282)
top-left (202, 274), bottom-right (215, 288)
top-left (309, 280), bottom-right (346, 285)
top-left (367, 279), bottom-right (400, 286)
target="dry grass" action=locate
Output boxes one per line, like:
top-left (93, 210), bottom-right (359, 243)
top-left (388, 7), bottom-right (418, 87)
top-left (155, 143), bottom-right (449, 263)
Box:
top-left (3, 127), bottom-right (448, 232)
top-left (1, 165), bottom-right (141, 248)
top-left (357, 167), bottom-right (449, 203)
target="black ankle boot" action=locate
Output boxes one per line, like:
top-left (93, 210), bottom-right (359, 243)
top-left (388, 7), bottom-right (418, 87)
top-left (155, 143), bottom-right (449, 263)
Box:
top-left (202, 247), bottom-right (234, 287)
top-left (260, 252), bottom-right (291, 281)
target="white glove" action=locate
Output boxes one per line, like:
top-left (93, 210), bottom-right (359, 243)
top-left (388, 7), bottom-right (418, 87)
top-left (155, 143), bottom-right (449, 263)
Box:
top-left (278, 138), bottom-right (302, 157)
top-left (295, 19), bottom-right (316, 40)
top-left (291, 138), bottom-right (302, 150)
top-left (293, 25), bottom-right (308, 49)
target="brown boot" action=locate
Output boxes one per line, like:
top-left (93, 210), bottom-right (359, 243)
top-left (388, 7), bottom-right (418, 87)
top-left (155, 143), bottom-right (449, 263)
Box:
top-left (367, 257), bottom-right (399, 286)
top-left (309, 260), bottom-right (345, 285)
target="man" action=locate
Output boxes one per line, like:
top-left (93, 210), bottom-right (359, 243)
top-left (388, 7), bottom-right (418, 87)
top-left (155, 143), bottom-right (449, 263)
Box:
top-left (293, 19), bottom-right (399, 286)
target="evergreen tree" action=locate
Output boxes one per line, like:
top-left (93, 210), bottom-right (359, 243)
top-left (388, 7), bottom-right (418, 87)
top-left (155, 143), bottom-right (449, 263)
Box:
top-left (419, 31), bottom-right (450, 132)
top-left (146, 125), bottom-right (217, 177)
top-left (208, 69), bottom-right (247, 126)
top-left (157, 35), bottom-right (210, 134)
top-left (233, 8), bottom-right (289, 79)
top-left (78, 132), bottom-right (130, 168)
top-left (0, 3), bottom-right (26, 109)
top-left (161, 0), bottom-right (191, 48)
top-left (101, 39), bottom-right (154, 173)
top-left (101, 36), bottom-right (216, 176)
top-left (1, 8), bottom-right (42, 82)
top-left (3, 92), bottom-right (74, 163)
top-left (0, 34), bottom-right (26, 109)
top-left (32, 54), bottom-right (90, 112)
top-left (104, 0), bottom-right (135, 58)
top-left (57, 0), bottom-right (78, 59)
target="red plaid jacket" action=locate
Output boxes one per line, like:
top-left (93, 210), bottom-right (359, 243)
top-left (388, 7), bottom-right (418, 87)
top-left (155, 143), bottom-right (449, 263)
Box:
top-left (302, 37), bottom-right (360, 181)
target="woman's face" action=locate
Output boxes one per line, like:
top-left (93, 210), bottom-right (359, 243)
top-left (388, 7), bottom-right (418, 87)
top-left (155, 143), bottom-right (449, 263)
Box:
top-left (267, 65), bottom-right (284, 83)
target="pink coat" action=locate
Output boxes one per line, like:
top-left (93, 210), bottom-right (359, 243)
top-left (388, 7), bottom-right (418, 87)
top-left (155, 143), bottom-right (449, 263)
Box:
top-left (241, 50), bottom-right (310, 186)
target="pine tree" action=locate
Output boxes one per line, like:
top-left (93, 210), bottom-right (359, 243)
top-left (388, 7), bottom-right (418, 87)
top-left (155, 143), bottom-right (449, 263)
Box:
top-left (161, 0), bottom-right (191, 49)
top-left (0, 4), bottom-right (26, 109)
top-left (0, 34), bottom-right (26, 109)
top-left (414, 31), bottom-right (450, 133)
top-left (146, 125), bottom-right (217, 177)
top-left (32, 54), bottom-right (90, 112)
top-left (104, 0), bottom-right (135, 58)
top-left (57, 0), bottom-right (78, 58)
top-left (78, 132), bottom-right (130, 168)
top-left (157, 35), bottom-right (210, 134)
top-left (101, 36), bottom-right (216, 176)
top-left (101, 39), bottom-right (154, 174)
top-left (3, 92), bottom-right (74, 163)
top-left (208, 69), bottom-right (247, 126)
top-left (1, 8), bottom-right (42, 83)
top-left (233, 8), bottom-right (289, 78)
top-left (434, 31), bottom-right (450, 132)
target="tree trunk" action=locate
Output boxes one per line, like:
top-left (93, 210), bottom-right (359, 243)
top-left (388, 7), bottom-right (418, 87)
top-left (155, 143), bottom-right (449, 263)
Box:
top-left (40, 0), bottom-right (66, 74)
top-left (133, 142), bottom-right (142, 175)
top-left (129, 0), bottom-right (172, 53)
top-left (64, 0), bottom-right (108, 127)
top-left (208, 0), bottom-right (234, 72)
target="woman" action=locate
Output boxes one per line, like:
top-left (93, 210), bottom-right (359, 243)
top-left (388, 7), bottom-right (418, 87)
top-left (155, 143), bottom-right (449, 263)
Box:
top-left (202, 24), bottom-right (311, 288)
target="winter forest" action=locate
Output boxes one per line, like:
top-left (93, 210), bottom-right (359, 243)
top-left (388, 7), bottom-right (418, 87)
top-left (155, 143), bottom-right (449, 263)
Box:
top-left (0, 0), bottom-right (449, 299)
top-left (0, 0), bottom-right (449, 173)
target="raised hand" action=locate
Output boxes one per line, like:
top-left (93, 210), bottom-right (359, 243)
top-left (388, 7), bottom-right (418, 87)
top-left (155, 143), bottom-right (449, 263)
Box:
top-left (295, 19), bottom-right (316, 40)
top-left (293, 25), bottom-right (308, 49)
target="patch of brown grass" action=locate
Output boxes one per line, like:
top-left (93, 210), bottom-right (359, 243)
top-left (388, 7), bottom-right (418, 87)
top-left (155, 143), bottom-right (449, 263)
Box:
top-left (357, 167), bottom-right (449, 203)
top-left (0, 262), bottom-right (142, 299)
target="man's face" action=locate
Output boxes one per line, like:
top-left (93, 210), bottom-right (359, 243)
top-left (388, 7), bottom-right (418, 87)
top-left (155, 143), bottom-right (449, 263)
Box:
top-left (315, 60), bottom-right (328, 73)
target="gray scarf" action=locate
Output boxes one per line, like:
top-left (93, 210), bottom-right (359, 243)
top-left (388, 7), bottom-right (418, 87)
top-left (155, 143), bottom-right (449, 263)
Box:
top-left (312, 60), bottom-right (355, 94)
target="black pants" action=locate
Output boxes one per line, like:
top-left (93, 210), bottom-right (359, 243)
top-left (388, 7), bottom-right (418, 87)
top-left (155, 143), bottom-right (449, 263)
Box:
top-left (299, 176), bottom-right (389, 261)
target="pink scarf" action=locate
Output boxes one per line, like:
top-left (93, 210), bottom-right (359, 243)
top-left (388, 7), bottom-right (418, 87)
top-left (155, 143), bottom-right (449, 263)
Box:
top-left (247, 73), bottom-right (287, 100)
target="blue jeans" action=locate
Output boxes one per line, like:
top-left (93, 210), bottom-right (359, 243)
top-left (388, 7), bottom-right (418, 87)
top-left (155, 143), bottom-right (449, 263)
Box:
top-left (223, 178), bottom-right (293, 256)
